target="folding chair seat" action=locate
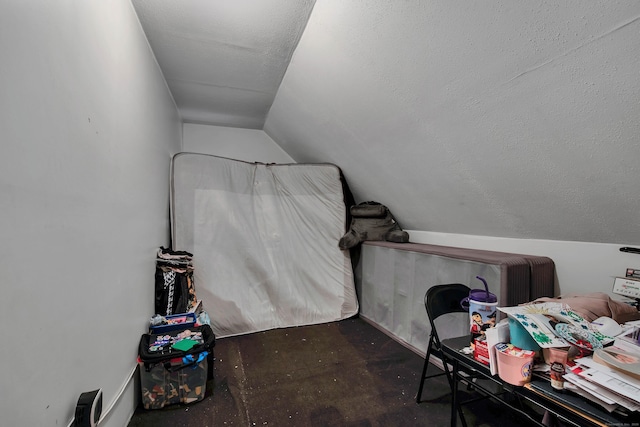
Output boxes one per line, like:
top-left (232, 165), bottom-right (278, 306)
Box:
top-left (416, 283), bottom-right (470, 403)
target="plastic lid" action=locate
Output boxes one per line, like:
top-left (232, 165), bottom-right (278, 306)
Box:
top-left (468, 276), bottom-right (497, 303)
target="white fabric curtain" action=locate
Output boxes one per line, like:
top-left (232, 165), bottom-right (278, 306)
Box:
top-left (171, 154), bottom-right (358, 337)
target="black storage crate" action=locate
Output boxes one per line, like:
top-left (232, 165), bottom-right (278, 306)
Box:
top-left (138, 324), bottom-right (215, 409)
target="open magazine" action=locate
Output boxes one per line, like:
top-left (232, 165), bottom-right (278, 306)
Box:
top-left (498, 302), bottom-right (613, 348)
top-left (593, 347), bottom-right (640, 380)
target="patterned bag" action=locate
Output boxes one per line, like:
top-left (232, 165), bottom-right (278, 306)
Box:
top-left (154, 247), bottom-right (197, 315)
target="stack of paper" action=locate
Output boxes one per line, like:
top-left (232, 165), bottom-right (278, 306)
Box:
top-left (565, 353), bottom-right (640, 413)
top-left (593, 346), bottom-right (640, 380)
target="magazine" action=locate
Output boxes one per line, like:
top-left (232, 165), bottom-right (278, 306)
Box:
top-left (613, 327), bottom-right (640, 355)
top-left (593, 347), bottom-right (640, 381)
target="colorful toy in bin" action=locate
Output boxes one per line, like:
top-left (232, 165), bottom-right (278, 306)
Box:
top-left (495, 343), bottom-right (535, 386)
top-left (139, 351), bottom-right (209, 409)
top-left (138, 324), bottom-right (216, 410)
top-left (150, 312), bottom-right (197, 333)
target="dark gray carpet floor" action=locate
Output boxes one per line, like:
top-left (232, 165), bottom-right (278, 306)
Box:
top-left (128, 317), bottom-right (535, 427)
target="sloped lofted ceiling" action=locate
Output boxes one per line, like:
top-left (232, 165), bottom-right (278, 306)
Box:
top-left (132, 1), bottom-right (640, 246)
top-left (131, 0), bottom-right (316, 129)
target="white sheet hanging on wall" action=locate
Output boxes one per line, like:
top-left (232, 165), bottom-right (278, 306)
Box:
top-left (171, 153), bottom-right (358, 337)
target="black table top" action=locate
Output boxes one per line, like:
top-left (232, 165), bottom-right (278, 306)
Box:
top-left (440, 335), bottom-right (635, 427)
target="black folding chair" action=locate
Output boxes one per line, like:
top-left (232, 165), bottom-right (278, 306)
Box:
top-left (416, 283), bottom-right (471, 423)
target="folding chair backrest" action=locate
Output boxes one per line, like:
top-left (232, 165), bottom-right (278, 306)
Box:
top-left (416, 283), bottom-right (473, 404)
top-left (425, 283), bottom-right (471, 338)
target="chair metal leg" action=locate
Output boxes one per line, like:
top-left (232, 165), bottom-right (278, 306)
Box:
top-left (416, 333), bottom-right (436, 403)
top-left (435, 337), bottom-right (467, 427)
top-left (449, 358), bottom-right (468, 427)
top-left (432, 333), bottom-right (463, 394)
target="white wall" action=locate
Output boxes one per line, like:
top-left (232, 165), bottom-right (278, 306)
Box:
top-left (408, 230), bottom-right (638, 301)
top-left (0, 2), bottom-right (181, 426)
top-left (266, 1), bottom-right (640, 246)
top-left (183, 123), bottom-right (294, 163)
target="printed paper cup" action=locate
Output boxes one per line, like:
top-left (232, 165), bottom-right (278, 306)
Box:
top-left (495, 343), bottom-right (535, 386)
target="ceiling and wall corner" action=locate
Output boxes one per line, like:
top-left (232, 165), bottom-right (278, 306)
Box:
top-left (132, 1), bottom-right (640, 247)
top-left (183, 123), bottom-right (294, 163)
top-left (131, 0), bottom-right (316, 129)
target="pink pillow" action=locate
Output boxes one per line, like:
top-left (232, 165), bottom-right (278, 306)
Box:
top-left (528, 292), bottom-right (640, 323)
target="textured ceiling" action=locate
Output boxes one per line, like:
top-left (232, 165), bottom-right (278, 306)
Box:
top-left (131, 0), bottom-right (315, 129)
